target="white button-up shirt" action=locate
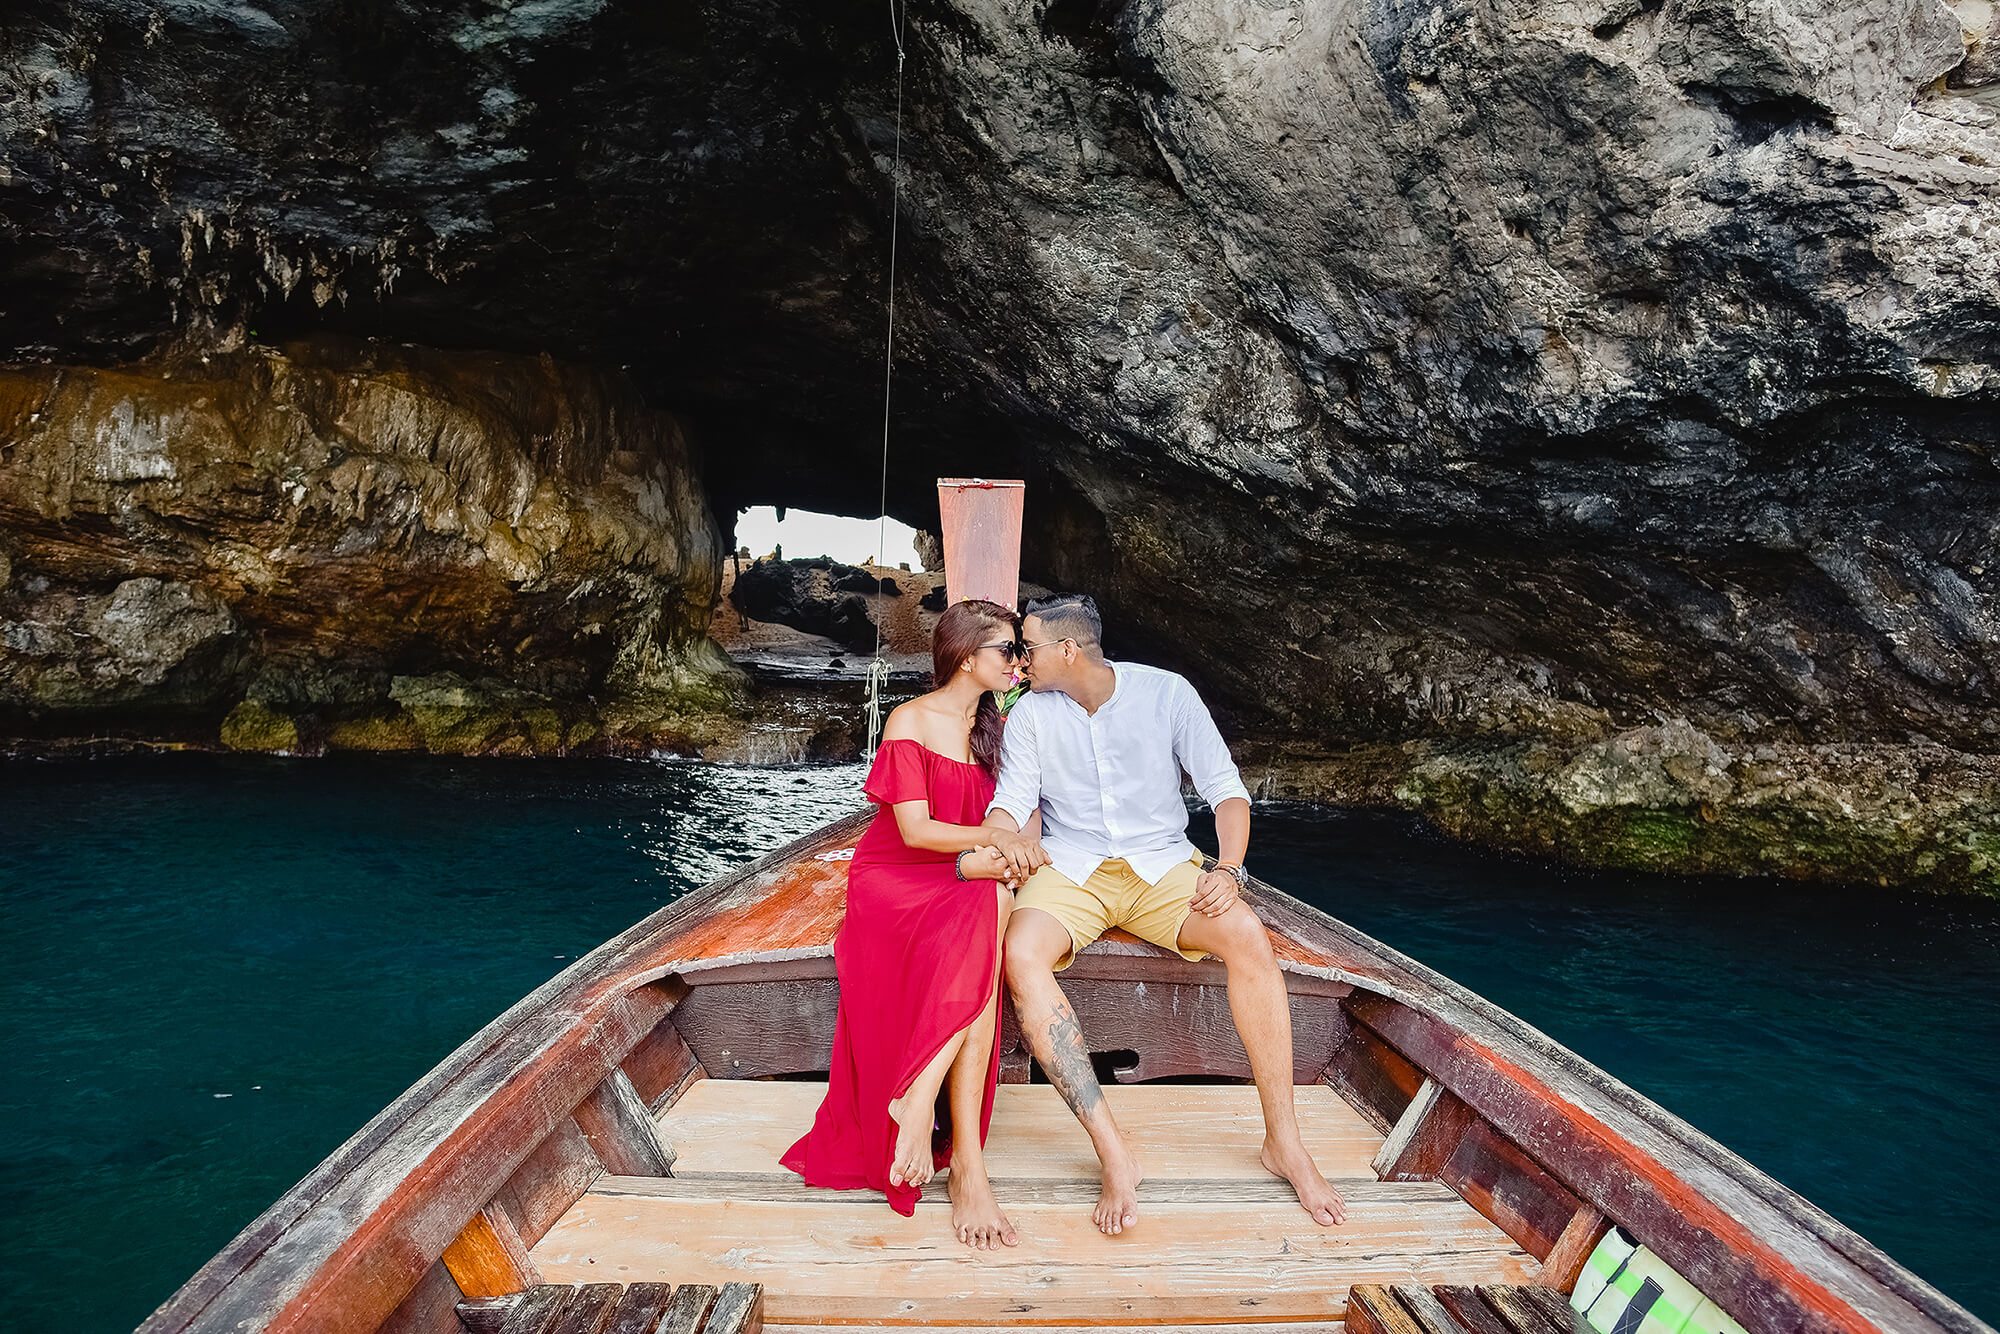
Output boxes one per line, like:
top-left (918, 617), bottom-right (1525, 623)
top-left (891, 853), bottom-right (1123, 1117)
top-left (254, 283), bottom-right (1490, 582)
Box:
top-left (987, 660), bottom-right (1252, 886)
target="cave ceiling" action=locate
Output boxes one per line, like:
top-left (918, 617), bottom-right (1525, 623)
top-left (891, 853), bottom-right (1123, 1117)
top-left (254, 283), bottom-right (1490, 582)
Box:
top-left (5, 0), bottom-right (2000, 753)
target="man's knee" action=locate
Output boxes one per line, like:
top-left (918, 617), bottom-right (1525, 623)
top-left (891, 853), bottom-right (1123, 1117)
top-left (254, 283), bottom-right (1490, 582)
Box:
top-left (1004, 909), bottom-right (1070, 991)
top-left (1203, 902), bottom-right (1276, 965)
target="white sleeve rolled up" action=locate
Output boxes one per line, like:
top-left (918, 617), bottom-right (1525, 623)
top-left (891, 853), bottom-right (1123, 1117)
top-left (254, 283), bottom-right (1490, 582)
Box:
top-left (1173, 676), bottom-right (1251, 810)
top-left (987, 693), bottom-right (1043, 830)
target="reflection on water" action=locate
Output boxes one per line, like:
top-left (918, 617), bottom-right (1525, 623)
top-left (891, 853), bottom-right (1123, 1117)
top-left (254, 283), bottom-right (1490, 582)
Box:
top-left (0, 759), bottom-right (1993, 1332)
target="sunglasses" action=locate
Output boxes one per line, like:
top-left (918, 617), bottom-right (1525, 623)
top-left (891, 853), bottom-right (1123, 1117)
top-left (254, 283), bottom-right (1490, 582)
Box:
top-left (978, 640), bottom-right (1024, 662)
top-left (1020, 636), bottom-right (1072, 657)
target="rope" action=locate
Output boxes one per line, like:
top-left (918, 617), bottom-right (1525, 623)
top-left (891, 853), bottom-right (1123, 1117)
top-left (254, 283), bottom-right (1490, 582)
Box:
top-left (864, 0), bottom-right (909, 763)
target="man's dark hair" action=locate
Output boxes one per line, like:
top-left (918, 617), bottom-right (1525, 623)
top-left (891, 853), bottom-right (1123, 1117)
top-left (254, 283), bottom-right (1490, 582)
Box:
top-left (1025, 592), bottom-right (1102, 649)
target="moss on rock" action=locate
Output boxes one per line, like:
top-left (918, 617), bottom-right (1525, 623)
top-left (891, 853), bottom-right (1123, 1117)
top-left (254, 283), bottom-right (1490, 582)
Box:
top-left (1252, 725), bottom-right (2000, 897)
top-left (220, 700), bottom-right (300, 753)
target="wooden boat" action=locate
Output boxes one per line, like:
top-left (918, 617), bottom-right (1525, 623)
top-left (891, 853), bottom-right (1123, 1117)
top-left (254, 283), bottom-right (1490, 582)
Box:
top-left (137, 809), bottom-right (1990, 1334)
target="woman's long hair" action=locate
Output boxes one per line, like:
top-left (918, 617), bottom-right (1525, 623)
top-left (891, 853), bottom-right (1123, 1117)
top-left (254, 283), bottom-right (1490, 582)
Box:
top-left (931, 599), bottom-right (1020, 780)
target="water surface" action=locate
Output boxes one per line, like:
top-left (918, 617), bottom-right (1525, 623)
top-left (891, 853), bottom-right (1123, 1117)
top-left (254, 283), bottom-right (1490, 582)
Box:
top-left (2, 756), bottom-right (1993, 1331)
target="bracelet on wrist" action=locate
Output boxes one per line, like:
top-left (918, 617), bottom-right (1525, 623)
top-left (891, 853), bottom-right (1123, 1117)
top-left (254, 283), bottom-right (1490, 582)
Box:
top-left (954, 850), bottom-right (972, 881)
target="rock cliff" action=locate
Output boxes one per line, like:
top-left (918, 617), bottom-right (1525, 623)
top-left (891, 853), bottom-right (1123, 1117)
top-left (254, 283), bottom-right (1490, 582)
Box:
top-left (3, 0), bottom-right (1997, 889)
top-left (0, 338), bottom-right (737, 753)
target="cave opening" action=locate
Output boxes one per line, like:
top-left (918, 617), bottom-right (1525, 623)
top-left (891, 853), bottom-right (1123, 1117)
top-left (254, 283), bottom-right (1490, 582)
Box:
top-left (730, 506), bottom-right (926, 570)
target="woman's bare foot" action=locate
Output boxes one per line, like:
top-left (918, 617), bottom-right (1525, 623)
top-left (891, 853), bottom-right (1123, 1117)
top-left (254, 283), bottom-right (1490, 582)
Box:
top-left (1093, 1147), bottom-right (1144, 1235)
top-left (947, 1160), bottom-right (1019, 1250)
top-left (886, 1092), bottom-right (937, 1189)
top-left (1261, 1137), bottom-right (1347, 1226)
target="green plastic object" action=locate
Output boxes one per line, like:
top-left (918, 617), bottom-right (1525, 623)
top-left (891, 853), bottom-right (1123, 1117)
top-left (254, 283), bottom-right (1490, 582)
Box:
top-left (1569, 1227), bottom-right (1747, 1334)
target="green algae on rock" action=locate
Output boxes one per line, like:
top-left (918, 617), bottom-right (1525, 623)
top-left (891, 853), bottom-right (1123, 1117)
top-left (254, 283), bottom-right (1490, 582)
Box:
top-left (1241, 725), bottom-right (2000, 896)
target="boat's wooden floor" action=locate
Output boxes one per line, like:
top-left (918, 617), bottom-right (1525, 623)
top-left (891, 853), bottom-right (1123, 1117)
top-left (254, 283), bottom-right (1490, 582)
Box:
top-left (527, 1080), bottom-right (1538, 1326)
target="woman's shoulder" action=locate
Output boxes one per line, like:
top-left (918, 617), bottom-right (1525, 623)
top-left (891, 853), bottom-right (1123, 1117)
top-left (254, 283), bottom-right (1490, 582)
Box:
top-left (882, 695), bottom-right (977, 761)
top-left (880, 698), bottom-right (933, 743)
top-left (880, 698), bottom-right (949, 751)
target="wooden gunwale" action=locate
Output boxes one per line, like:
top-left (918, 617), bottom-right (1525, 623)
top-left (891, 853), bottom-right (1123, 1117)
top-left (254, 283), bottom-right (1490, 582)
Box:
top-left (139, 807), bottom-right (1986, 1334)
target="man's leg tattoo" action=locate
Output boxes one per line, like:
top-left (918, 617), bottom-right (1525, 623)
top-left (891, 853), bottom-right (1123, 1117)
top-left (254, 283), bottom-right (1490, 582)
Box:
top-left (1043, 995), bottom-right (1103, 1120)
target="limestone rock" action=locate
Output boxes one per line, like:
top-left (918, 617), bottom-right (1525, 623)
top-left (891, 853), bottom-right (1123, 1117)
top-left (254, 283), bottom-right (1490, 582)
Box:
top-left (729, 557), bottom-right (884, 654)
top-left (0, 338), bottom-right (737, 749)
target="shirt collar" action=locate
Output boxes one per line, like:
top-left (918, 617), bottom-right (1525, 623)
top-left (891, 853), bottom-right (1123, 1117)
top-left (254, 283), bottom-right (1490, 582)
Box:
top-left (1055, 660), bottom-right (1120, 717)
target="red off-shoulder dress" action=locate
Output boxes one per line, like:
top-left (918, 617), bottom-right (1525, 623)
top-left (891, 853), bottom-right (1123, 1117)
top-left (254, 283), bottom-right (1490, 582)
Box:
top-left (780, 738), bottom-right (1003, 1215)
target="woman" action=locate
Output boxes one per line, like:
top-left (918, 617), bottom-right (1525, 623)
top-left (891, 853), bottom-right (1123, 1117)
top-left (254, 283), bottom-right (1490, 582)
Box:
top-left (782, 599), bottom-right (1041, 1250)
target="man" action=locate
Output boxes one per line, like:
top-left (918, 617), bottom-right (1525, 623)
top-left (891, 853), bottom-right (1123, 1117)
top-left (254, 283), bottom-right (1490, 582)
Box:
top-left (980, 593), bottom-right (1347, 1235)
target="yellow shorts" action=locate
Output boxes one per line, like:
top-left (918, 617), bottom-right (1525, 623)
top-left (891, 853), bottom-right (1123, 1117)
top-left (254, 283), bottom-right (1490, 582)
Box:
top-left (1013, 854), bottom-right (1208, 970)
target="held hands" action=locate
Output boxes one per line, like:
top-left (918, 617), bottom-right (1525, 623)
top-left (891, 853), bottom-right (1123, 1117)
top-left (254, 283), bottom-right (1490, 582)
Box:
top-left (987, 828), bottom-right (1050, 880)
top-left (959, 845), bottom-right (1021, 888)
top-left (1188, 868), bottom-right (1241, 917)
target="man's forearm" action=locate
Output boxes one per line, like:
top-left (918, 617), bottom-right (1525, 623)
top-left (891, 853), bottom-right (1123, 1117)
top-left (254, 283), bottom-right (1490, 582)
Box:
top-left (983, 808), bottom-right (1023, 835)
top-left (1214, 796), bottom-right (1250, 867)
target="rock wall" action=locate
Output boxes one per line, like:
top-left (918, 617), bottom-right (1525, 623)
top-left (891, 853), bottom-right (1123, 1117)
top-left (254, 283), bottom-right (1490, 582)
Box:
top-left (3, 0), bottom-right (1998, 889)
top-left (0, 338), bottom-right (739, 754)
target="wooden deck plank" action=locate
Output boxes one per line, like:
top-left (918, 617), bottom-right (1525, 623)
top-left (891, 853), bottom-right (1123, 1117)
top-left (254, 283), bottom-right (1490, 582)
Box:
top-left (760, 1327), bottom-right (1349, 1334)
top-left (657, 1080), bottom-right (1384, 1181)
top-left (527, 1191), bottom-right (1536, 1325)
top-left (593, 1173), bottom-right (1449, 1207)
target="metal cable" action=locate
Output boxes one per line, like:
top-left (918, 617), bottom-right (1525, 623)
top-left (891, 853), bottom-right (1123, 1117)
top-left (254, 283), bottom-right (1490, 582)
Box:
top-left (865, 0), bottom-right (909, 763)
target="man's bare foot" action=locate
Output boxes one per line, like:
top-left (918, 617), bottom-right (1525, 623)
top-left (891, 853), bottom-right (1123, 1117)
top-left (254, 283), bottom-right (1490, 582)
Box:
top-left (1093, 1149), bottom-right (1144, 1235)
top-left (886, 1092), bottom-right (936, 1189)
top-left (947, 1161), bottom-right (1020, 1250)
top-left (1262, 1137), bottom-right (1347, 1226)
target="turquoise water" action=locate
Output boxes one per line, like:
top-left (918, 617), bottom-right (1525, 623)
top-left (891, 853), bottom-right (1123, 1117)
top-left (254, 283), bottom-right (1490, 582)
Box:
top-left (1, 756), bottom-right (1994, 1332)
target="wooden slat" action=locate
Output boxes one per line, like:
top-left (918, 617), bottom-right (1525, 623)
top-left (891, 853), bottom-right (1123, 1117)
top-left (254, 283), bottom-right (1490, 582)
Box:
top-left (547, 1284), bottom-right (625, 1334)
top-left (1438, 1119), bottom-right (1585, 1261)
top-left (574, 1068), bottom-right (676, 1177)
top-left (1520, 1285), bottom-right (1592, 1334)
top-left (1373, 1078), bottom-right (1476, 1182)
top-left (1479, 1285), bottom-right (1568, 1334)
top-left (442, 1204), bottom-right (542, 1299)
top-left (1435, 1286), bottom-right (1518, 1334)
top-left (658, 1285), bottom-right (719, 1334)
top-left (497, 1285), bottom-right (577, 1334)
top-left (1020, 976), bottom-right (1347, 1084)
top-left (705, 1283), bottom-right (765, 1334)
top-left (1395, 1283), bottom-right (1475, 1334)
top-left (760, 1327), bottom-right (1348, 1334)
top-left (1539, 1207), bottom-right (1609, 1294)
top-left (623, 1013), bottom-right (704, 1110)
top-left (602, 1283), bottom-right (676, 1334)
top-left (458, 1294), bottom-right (523, 1334)
top-left (595, 1173), bottom-right (1454, 1207)
top-left (527, 1192), bottom-right (1535, 1323)
top-left (377, 1260), bottom-right (465, 1334)
top-left (655, 1079), bottom-right (1384, 1181)
top-left (1347, 1285), bottom-right (1425, 1334)
top-left (671, 979), bottom-right (840, 1079)
top-left (1321, 1015), bottom-right (1425, 1133)
top-left (494, 1118), bottom-right (604, 1248)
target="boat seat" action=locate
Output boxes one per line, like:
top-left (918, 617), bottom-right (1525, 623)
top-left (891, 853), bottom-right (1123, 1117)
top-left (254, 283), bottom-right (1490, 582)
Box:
top-left (1346, 1284), bottom-right (1590, 1334)
top-left (456, 1281), bottom-right (763, 1334)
